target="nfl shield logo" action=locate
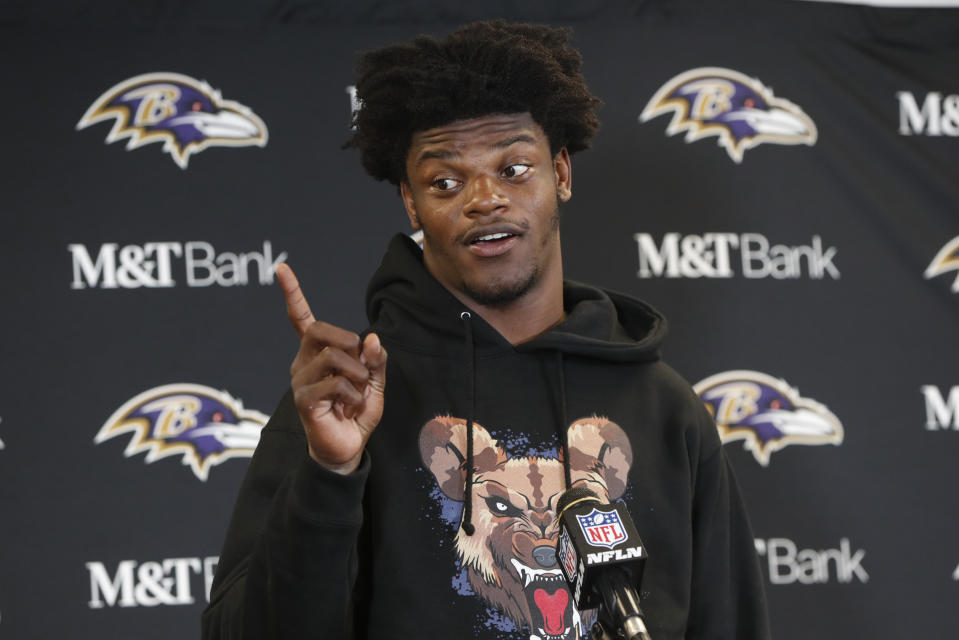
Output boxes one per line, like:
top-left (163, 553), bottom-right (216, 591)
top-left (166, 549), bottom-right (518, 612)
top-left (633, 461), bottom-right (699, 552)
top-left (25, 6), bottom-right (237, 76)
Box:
top-left (576, 508), bottom-right (628, 549)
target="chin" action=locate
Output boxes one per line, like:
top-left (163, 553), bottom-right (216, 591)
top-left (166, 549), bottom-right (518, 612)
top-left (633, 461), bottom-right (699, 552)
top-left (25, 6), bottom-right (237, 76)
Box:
top-left (464, 274), bottom-right (537, 307)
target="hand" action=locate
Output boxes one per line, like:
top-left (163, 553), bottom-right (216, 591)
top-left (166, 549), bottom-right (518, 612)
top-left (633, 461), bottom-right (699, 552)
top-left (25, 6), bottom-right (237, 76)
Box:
top-left (276, 263), bottom-right (387, 474)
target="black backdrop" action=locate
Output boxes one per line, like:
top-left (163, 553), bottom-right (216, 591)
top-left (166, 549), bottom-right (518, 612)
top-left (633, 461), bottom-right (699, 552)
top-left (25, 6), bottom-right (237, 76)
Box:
top-left (2, 1), bottom-right (958, 638)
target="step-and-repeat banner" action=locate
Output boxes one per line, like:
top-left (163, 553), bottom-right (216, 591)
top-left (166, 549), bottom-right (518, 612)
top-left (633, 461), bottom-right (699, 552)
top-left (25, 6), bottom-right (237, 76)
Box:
top-left (1, 1), bottom-right (957, 638)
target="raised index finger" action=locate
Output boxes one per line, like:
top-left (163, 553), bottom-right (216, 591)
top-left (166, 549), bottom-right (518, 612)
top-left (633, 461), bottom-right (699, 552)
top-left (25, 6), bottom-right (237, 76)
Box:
top-left (276, 263), bottom-right (315, 338)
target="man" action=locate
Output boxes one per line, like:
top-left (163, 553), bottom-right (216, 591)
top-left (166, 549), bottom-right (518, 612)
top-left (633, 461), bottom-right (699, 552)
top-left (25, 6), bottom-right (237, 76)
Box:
top-left (202, 20), bottom-right (770, 640)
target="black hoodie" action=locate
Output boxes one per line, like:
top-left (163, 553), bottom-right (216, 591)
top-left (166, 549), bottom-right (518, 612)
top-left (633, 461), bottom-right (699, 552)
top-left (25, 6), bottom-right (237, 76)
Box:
top-left (203, 234), bottom-right (770, 640)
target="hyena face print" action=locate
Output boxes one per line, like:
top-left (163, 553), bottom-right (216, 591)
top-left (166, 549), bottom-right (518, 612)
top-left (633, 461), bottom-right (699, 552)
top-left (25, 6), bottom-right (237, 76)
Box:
top-left (419, 416), bottom-right (633, 640)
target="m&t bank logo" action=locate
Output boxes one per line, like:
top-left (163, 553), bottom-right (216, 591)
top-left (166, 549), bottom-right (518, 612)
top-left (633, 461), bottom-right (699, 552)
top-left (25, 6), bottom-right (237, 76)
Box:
top-left (634, 233), bottom-right (839, 280)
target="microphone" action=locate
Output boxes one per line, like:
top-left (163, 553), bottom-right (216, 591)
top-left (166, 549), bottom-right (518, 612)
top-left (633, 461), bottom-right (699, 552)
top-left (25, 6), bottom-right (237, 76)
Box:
top-left (555, 486), bottom-right (652, 640)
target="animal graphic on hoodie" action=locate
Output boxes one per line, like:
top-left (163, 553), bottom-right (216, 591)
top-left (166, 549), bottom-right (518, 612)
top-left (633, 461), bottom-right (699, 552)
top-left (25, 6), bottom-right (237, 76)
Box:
top-left (420, 416), bottom-right (634, 640)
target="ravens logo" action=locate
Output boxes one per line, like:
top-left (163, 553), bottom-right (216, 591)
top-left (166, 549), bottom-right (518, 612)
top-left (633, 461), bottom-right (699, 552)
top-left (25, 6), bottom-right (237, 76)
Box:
top-left (641, 67), bottom-right (816, 163)
top-left (924, 236), bottom-right (959, 293)
top-left (95, 383), bottom-right (268, 480)
top-left (694, 370), bottom-right (843, 466)
top-left (77, 72), bottom-right (268, 168)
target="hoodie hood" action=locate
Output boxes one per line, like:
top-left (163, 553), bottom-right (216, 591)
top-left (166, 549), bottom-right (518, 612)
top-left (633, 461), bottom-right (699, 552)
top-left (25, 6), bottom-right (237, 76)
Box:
top-left (366, 233), bottom-right (667, 362)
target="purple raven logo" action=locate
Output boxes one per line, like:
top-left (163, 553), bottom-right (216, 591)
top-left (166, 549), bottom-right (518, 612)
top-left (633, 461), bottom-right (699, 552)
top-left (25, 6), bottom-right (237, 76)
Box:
top-left (694, 370), bottom-right (842, 466)
top-left (640, 67), bottom-right (816, 163)
top-left (924, 236), bottom-right (959, 293)
top-left (77, 72), bottom-right (268, 169)
top-left (95, 383), bottom-right (268, 480)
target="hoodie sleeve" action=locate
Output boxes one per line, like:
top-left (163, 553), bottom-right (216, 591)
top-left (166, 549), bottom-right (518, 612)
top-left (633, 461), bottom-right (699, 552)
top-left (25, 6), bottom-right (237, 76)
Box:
top-left (201, 389), bottom-right (370, 640)
top-left (685, 405), bottom-right (771, 640)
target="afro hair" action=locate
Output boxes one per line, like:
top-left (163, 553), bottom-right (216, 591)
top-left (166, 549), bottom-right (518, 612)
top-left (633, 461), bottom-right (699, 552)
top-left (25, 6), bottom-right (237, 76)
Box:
top-left (346, 20), bottom-right (602, 186)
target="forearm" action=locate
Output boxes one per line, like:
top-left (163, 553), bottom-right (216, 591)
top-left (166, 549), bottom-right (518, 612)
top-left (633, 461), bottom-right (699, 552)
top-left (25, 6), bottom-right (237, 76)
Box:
top-left (203, 453), bottom-right (369, 639)
top-left (202, 388), bottom-right (371, 640)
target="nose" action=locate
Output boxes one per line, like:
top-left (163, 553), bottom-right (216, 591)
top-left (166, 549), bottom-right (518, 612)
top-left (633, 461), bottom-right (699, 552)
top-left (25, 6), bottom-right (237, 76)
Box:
top-left (462, 174), bottom-right (508, 217)
top-left (532, 544), bottom-right (557, 568)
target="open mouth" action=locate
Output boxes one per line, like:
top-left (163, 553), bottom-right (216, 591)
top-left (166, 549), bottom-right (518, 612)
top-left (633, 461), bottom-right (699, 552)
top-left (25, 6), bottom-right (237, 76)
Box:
top-left (466, 231), bottom-right (519, 258)
top-left (470, 232), bottom-right (516, 245)
top-left (463, 225), bottom-right (523, 257)
top-left (510, 559), bottom-right (582, 639)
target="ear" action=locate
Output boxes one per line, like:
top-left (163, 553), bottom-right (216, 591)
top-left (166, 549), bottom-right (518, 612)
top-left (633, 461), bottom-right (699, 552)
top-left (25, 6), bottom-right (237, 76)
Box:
top-left (566, 417), bottom-right (633, 500)
top-left (400, 181), bottom-right (422, 230)
top-left (554, 147), bottom-right (572, 203)
top-left (419, 416), bottom-right (505, 501)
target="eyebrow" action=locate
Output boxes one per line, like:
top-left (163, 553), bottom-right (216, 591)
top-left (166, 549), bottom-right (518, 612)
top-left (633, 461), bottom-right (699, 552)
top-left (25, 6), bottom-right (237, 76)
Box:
top-left (413, 132), bottom-right (538, 167)
top-left (493, 133), bottom-right (537, 149)
top-left (415, 148), bottom-right (459, 166)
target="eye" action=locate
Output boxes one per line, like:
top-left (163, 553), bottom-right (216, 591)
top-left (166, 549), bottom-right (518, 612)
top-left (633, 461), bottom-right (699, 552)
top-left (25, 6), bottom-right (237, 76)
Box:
top-left (431, 177), bottom-right (460, 191)
top-left (485, 495), bottom-right (523, 518)
top-left (502, 164), bottom-right (531, 179)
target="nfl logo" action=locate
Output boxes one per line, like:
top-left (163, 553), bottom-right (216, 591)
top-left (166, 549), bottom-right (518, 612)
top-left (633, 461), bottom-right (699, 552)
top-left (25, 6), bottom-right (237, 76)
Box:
top-left (576, 508), bottom-right (628, 550)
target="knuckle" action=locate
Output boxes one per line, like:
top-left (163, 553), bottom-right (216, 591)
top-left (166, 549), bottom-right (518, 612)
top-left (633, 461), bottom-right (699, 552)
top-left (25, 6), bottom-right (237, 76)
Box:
top-left (305, 322), bottom-right (322, 340)
top-left (292, 385), bottom-right (310, 408)
top-left (316, 346), bottom-right (336, 369)
top-left (335, 377), bottom-right (358, 399)
top-left (289, 351), bottom-right (306, 379)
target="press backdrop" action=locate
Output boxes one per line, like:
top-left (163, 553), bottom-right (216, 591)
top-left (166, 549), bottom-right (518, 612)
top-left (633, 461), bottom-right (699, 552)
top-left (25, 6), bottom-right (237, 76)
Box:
top-left (2, 1), bottom-right (958, 638)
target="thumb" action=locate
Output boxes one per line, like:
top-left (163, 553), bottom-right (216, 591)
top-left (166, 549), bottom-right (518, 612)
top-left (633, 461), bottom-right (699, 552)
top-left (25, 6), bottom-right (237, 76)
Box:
top-left (361, 333), bottom-right (388, 389)
top-left (357, 333), bottom-right (387, 432)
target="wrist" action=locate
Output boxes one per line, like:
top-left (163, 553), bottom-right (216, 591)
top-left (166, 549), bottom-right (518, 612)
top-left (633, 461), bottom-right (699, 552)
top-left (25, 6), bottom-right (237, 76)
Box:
top-left (308, 447), bottom-right (363, 475)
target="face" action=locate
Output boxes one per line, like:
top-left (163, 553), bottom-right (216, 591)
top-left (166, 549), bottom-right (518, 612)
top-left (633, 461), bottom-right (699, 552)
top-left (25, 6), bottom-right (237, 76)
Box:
top-left (401, 113), bottom-right (572, 308)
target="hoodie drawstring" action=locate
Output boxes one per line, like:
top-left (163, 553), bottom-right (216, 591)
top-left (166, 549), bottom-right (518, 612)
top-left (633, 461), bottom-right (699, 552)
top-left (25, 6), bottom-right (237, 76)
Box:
top-left (555, 351), bottom-right (572, 490)
top-left (458, 312), bottom-right (571, 537)
top-left (460, 311), bottom-right (476, 536)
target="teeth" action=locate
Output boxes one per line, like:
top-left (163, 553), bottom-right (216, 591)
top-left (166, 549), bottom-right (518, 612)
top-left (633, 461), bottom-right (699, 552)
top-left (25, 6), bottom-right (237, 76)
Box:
top-left (477, 232), bottom-right (510, 242)
top-left (510, 558), bottom-right (564, 588)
